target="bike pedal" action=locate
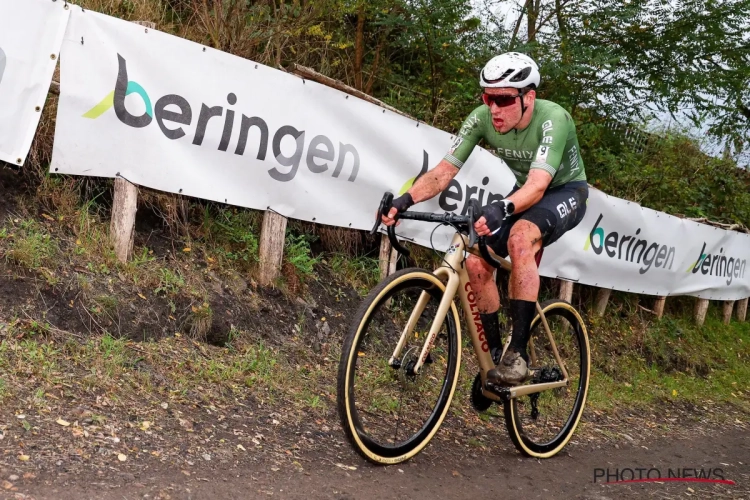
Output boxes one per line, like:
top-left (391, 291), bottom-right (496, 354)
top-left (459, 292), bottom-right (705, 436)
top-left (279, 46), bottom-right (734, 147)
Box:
top-left (484, 380), bottom-right (512, 401)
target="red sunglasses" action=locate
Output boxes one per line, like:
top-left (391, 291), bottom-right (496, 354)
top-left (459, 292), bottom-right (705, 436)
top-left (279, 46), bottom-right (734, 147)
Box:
top-left (482, 92), bottom-right (524, 108)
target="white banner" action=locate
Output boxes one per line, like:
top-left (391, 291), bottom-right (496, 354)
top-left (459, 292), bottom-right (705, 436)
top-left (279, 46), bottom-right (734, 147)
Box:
top-left (51, 7), bottom-right (750, 300)
top-left (540, 190), bottom-right (750, 300)
top-left (0, 0), bottom-right (69, 165)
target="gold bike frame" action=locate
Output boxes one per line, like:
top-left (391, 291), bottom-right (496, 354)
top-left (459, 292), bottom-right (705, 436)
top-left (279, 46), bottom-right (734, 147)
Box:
top-left (387, 232), bottom-right (569, 401)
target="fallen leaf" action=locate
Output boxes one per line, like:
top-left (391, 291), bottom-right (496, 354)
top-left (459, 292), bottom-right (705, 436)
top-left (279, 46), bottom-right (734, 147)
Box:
top-left (18, 455), bottom-right (29, 462)
top-left (118, 454), bottom-right (127, 462)
top-left (140, 421), bottom-right (151, 431)
top-left (452, 470), bottom-right (461, 477)
top-left (42, 213), bottom-right (55, 221)
top-left (23, 473), bottom-right (35, 479)
top-left (672, 389), bottom-right (678, 396)
top-left (56, 419), bottom-right (71, 427)
top-left (138, 293), bottom-right (147, 300)
top-left (2, 480), bottom-right (13, 490)
top-left (183, 247), bottom-right (191, 253)
top-left (160, 402), bottom-right (169, 410)
top-left (178, 418), bottom-right (194, 432)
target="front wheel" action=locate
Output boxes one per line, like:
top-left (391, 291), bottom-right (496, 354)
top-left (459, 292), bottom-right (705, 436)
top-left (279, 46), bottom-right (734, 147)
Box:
top-left (337, 268), bottom-right (461, 465)
top-left (504, 299), bottom-right (590, 458)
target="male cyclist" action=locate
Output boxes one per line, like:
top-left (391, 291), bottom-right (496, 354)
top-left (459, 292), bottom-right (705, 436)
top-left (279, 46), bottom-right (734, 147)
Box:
top-left (382, 52), bottom-right (588, 387)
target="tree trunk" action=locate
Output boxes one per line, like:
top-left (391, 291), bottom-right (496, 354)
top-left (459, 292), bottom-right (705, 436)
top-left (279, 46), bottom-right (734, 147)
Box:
top-left (354, 2), bottom-right (365, 91)
top-left (509, 0), bottom-right (530, 49)
top-left (527, 0), bottom-right (540, 42)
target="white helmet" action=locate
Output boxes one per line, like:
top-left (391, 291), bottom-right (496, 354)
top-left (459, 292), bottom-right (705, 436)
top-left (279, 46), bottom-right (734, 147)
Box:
top-left (480, 52), bottom-right (540, 89)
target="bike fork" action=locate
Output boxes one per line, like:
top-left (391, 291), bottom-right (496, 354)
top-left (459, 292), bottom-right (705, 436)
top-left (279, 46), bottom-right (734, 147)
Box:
top-left (388, 276), bottom-right (459, 375)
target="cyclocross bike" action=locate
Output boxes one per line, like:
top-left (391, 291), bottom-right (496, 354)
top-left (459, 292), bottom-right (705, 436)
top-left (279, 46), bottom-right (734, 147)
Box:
top-left (337, 193), bottom-right (590, 465)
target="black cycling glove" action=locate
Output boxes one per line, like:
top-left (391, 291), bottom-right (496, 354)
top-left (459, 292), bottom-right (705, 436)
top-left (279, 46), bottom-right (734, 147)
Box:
top-left (391, 193), bottom-right (414, 214)
top-left (482, 199), bottom-right (515, 234)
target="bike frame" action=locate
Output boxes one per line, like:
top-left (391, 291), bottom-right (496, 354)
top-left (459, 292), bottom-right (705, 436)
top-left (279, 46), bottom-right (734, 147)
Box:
top-left (387, 232), bottom-right (570, 401)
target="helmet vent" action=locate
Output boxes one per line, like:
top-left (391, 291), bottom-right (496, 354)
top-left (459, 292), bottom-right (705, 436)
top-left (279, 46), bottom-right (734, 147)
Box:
top-left (510, 67), bottom-right (532, 82)
top-left (483, 68), bottom-right (514, 84)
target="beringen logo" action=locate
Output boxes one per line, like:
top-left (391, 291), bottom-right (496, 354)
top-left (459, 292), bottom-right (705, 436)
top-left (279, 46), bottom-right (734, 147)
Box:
top-left (584, 214), bottom-right (675, 274)
top-left (83, 54), bottom-right (361, 183)
top-left (0, 46), bottom-right (7, 87)
top-left (686, 242), bottom-right (746, 285)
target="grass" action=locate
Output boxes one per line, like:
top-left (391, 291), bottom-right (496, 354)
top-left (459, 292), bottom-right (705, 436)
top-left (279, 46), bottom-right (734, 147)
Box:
top-left (586, 311), bottom-right (750, 415)
top-left (326, 254), bottom-right (380, 296)
top-left (2, 218), bottom-right (59, 269)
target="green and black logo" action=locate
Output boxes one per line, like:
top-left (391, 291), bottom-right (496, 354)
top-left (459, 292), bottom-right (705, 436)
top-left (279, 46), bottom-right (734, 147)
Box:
top-left (584, 214), bottom-right (675, 274)
top-left (687, 242), bottom-right (746, 285)
top-left (84, 54), bottom-right (361, 183)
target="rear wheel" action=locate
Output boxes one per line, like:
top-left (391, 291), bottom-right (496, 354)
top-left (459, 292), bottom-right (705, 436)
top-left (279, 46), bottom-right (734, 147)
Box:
top-left (504, 299), bottom-right (590, 458)
top-left (337, 268), bottom-right (461, 464)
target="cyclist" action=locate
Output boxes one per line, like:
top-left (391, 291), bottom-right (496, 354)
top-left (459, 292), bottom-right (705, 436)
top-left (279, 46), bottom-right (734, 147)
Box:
top-left (382, 52), bottom-right (588, 387)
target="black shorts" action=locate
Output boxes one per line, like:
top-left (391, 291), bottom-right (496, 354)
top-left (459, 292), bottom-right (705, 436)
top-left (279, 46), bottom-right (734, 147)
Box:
top-left (486, 180), bottom-right (588, 258)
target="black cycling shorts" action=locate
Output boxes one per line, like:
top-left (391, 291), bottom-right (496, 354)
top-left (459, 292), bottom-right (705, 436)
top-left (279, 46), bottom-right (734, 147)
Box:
top-left (486, 180), bottom-right (588, 258)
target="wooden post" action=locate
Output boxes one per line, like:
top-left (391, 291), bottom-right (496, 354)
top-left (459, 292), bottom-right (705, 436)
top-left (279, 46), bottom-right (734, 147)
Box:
top-left (653, 296), bottom-right (666, 319)
top-left (722, 300), bottom-right (735, 325)
top-left (258, 211), bottom-right (287, 286)
top-left (694, 298), bottom-right (709, 326)
top-left (108, 17), bottom-right (155, 265)
top-left (110, 177), bottom-right (138, 263)
top-left (559, 280), bottom-right (574, 303)
top-left (593, 288), bottom-right (611, 317)
top-left (388, 244), bottom-right (398, 276)
top-left (379, 237), bottom-right (393, 279)
top-left (736, 298), bottom-right (748, 322)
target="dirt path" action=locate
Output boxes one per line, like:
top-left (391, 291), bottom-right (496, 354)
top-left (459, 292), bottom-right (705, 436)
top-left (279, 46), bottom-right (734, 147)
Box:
top-left (5, 425), bottom-right (747, 500)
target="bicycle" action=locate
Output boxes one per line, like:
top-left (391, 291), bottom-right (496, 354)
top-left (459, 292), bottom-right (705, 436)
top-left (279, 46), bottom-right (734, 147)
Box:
top-left (337, 193), bottom-right (590, 465)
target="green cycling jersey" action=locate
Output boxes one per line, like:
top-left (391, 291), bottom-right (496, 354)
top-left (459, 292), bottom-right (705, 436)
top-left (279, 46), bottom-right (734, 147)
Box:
top-left (444, 99), bottom-right (586, 189)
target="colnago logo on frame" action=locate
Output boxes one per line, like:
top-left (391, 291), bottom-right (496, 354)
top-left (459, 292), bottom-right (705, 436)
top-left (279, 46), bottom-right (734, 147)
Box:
top-left (83, 54), bottom-right (362, 183)
top-left (584, 213), bottom-right (676, 274)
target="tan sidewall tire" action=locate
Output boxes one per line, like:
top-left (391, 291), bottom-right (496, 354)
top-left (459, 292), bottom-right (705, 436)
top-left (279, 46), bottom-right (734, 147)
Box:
top-left (340, 270), bottom-right (462, 464)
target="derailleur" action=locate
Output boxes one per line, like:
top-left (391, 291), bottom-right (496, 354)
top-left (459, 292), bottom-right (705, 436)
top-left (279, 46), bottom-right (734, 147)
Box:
top-left (529, 367), bottom-right (564, 420)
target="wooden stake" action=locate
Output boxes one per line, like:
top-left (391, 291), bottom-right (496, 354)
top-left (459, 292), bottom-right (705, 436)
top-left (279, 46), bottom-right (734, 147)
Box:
top-left (388, 243), bottom-right (398, 276)
top-left (723, 300), bottom-right (735, 325)
top-left (258, 211), bottom-right (287, 286)
top-left (694, 298), bottom-right (709, 326)
top-left (736, 298), bottom-right (748, 322)
top-left (653, 296), bottom-right (666, 319)
top-left (110, 177), bottom-right (138, 263)
top-left (379, 236), bottom-right (392, 279)
top-left (559, 280), bottom-right (574, 303)
top-left (593, 288), bottom-right (611, 316)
